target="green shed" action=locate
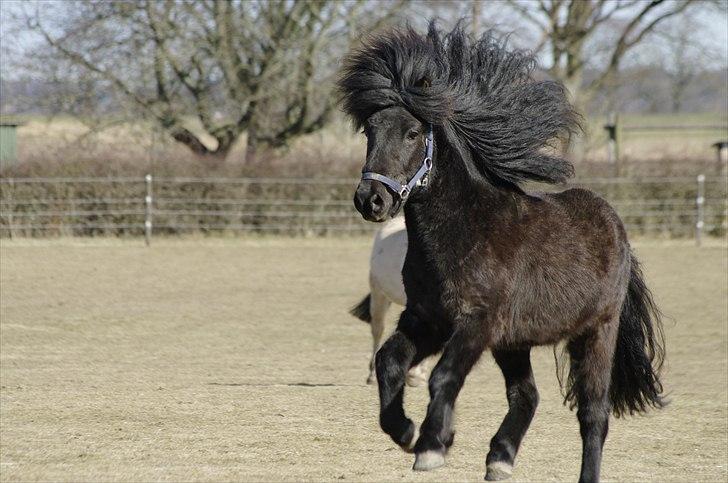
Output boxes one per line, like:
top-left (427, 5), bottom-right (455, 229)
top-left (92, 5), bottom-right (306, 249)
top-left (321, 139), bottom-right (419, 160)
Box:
top-left (0, 121), bottom-right (22, 167)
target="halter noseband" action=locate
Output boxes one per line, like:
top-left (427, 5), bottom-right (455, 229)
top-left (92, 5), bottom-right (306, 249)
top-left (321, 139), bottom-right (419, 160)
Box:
top-left (360, 125), bottom-right (433, 201)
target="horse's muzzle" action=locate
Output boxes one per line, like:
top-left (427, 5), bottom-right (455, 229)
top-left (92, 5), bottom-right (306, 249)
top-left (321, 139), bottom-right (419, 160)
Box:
top-left (354, 180), bottom-right (395, 222)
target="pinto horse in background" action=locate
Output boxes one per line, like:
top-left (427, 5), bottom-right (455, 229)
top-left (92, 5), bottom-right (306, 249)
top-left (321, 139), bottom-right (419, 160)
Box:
top-left (349, 216), bottom-right (428, 387)
top-left (338, 22), bottom-right (665, 482)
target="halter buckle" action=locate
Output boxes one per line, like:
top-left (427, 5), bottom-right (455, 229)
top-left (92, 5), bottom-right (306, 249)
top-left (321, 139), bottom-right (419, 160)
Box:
top-left (399, 185), bottom-right (411, 200)
top-left (419, 157), bottom-right (433, 187)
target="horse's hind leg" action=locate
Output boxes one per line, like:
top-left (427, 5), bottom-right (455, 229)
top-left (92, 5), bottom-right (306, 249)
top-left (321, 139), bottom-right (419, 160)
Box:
top-left (568, 319), bottom-right (619, 483)
top-left (485, 348), bottom-right (538, 481)
top-left (367, 289), bottom-right (391, 384)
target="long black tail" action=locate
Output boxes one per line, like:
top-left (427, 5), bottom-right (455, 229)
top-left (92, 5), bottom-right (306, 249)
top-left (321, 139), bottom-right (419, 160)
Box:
top-left (610, 254), bottom-right (666, 417)
top-left (349, 294), bottom-right (372, 323)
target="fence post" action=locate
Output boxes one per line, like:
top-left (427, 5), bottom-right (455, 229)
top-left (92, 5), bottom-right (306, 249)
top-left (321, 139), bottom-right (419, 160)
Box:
top-left (604, 112), bottom-right (618, 166)
top-left (695, 174), bottom-right (705, 247)
top-left (713, 141), bottom-right (728, 176)
top-left (6, 178), bottom-right (14, 239)
top-left (145, 174), bottom-right (153, 246)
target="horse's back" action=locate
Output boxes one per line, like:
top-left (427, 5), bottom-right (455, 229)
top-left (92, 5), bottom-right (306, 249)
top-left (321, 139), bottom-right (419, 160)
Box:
top-left (553, 187), bottom-right (627, 242)
top-left (370, 216), bottom-right (407, 305)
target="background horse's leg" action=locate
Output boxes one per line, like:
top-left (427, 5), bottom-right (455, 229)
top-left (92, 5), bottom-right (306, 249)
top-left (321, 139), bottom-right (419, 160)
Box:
top-left (367, 289), bottom-right (391, 384)
top-left (413, 326), bottom-right (487, 471)
top-left (406, 359), bottom-right (429, 387)
top-left (568, 320), bottom-right (619, 483)
top-left (376, 310), bottom-right (444, 452)
top-left (485, 348), bottom-right (539, 481)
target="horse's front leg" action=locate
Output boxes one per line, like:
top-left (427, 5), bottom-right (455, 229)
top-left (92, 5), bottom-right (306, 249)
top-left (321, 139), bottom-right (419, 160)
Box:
top-left (375, 309), bottom-right (444, 451)
top-left (413, 324), bottom-right (487, 471)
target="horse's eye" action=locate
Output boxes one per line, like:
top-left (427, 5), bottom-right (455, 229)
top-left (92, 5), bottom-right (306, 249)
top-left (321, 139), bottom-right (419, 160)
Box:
top-left (406, 130), bottom-right (419, 140)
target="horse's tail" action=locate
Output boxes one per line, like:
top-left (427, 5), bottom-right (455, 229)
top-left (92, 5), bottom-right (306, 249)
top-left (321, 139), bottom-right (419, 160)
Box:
top-left (349, 294), bottom-right (372, 323)
top-left (610, 253), bottom-right (666, 417)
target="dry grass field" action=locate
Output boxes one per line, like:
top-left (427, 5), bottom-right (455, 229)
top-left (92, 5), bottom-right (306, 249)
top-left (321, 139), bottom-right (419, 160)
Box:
top-left (3, 112), bottom-right (726, 177)
top-left (0, 238), bottom-right (726, 482)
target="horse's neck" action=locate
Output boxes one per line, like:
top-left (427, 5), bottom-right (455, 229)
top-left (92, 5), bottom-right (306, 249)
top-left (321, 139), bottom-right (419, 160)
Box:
top-left (403, 156), bottom-right (511, 268)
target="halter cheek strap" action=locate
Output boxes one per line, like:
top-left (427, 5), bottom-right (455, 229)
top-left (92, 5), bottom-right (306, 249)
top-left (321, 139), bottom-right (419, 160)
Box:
top-left (360, 125), bottom-right (434, 201)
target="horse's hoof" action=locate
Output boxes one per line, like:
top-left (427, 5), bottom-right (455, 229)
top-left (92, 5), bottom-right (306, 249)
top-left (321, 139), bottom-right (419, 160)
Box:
top-left (413, 450), bottom-right (445, 471)
top-left (485, 461), bottom-right (513, 480)
top-left (399, 427), bottom-right (418, 454)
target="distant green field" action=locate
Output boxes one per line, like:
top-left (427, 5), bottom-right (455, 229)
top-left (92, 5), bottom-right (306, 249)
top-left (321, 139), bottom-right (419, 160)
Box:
top-left (614, 113), bottom-right (727, 141)
top-left (617, 112), bottom-right (727, 126)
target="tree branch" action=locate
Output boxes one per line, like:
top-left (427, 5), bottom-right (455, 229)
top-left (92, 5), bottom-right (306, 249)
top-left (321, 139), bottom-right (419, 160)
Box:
top-left (589, 0), bottom-right (694, 92)
top-left (506, 0), bottom-right (550, 33)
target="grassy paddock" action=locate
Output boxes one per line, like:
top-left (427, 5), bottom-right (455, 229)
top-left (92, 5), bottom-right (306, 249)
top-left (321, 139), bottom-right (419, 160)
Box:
top-left (0, 238), bottom-right (726, 482)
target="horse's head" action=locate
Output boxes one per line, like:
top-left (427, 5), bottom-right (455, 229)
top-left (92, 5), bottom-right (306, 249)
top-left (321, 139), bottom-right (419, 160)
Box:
top-left (353, 107), bottom-right (432, 222)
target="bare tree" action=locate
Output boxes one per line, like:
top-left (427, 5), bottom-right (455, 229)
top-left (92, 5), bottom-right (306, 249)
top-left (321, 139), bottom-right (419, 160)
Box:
top-left (663, 18), bottom-right (700, 113)
top-left (25, 0), bottom-right (406, 163)
top-left (501, 0), bottom-right (696, 106)
top-left (654, 10), bottom-right (726, 113)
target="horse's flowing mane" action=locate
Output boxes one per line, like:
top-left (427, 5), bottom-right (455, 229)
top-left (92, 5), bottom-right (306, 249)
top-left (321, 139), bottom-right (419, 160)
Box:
top-left (338, 22), bottom-right (581, 186)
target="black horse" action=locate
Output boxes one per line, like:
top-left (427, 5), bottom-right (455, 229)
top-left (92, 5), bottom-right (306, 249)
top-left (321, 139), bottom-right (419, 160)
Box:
top-left (339, 23), bottom-right (665, 482)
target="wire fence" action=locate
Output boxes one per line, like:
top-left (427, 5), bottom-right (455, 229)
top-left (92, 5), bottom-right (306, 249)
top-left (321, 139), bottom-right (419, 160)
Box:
top-left (0, 175), bottom-right (726, 245)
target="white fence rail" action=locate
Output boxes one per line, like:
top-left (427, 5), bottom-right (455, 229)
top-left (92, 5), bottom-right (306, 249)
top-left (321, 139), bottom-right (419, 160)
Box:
top-left (1, 175), bottom-right (726, 245)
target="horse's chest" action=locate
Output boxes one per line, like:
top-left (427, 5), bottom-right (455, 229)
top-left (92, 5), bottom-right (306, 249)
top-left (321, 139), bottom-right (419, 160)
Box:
top-left (403, 251), bottom-right (494, 322)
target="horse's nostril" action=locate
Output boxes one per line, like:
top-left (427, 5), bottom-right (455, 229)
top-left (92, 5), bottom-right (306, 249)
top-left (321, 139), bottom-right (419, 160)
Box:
top-left (370, 194), bottom-right (384, 213)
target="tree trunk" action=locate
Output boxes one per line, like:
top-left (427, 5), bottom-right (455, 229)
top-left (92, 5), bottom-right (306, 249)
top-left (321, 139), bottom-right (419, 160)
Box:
top-left (245, 124), bottom-right (260, 165)
top-left (171, 127), bottom-right (211, 156)
top-left (561, 70), bottom-right (589, 163)
top-left (472, 1), bottom-right (481, 37)
top-left (169, 125), bottom-right (235, 167)
top-left (244, 129), bottom-right (275, 166)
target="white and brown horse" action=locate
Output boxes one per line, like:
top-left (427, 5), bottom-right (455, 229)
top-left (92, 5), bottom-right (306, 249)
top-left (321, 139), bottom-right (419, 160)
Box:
top-left (350, 216), bottom-right (428, 387)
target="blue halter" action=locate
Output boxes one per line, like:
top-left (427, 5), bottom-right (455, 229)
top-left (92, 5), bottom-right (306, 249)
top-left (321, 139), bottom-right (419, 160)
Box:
top-left (360, 125), bottom-right (433, 201)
